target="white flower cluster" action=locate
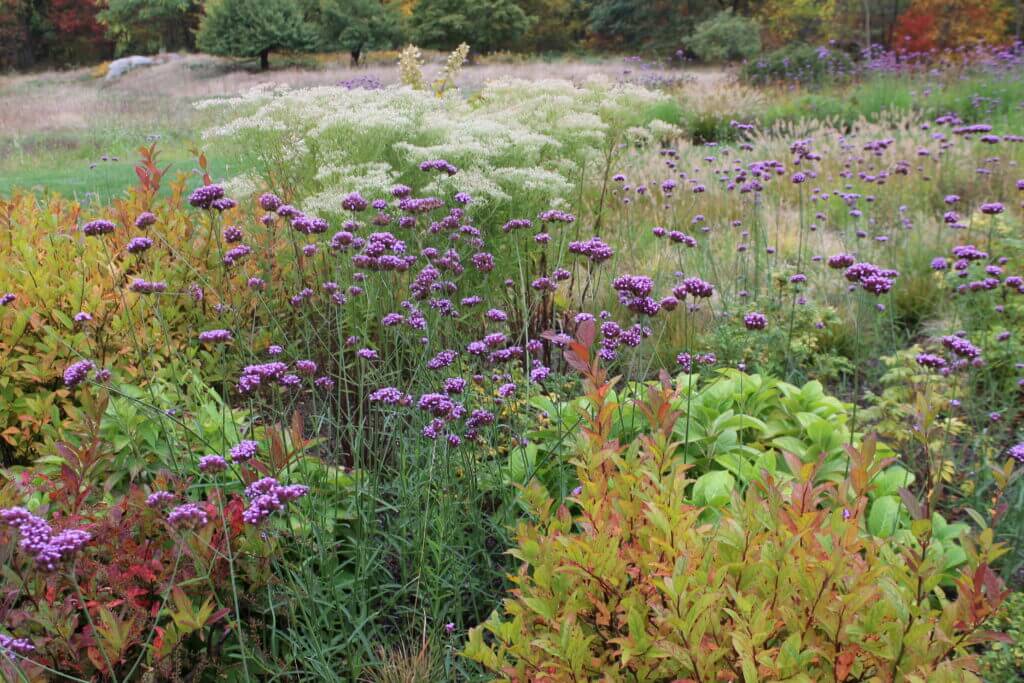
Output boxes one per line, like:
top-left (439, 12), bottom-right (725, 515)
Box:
top-left (200, 77), bottom-right (674, 214)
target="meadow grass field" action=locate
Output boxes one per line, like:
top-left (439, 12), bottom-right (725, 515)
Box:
top-left (0, 44), bottom-right (1023, 681)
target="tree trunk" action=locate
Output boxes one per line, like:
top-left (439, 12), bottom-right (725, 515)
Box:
top-left (862, 0), bottom-right (871, 53)
top-left (260, 49), bottom-right (270, 71)
top-left (350, 48), bottom-right (361, 66)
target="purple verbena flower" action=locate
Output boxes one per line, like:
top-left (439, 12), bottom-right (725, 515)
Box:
top-left (229, 440), bottom-right (259, 463)
top-left (167, 503), bottom-right (209, 529)
top-left (63, 359), bottom-right (95, 387)
top-left (198, 329), bottom-right (233, 344)
top-left (743, 312), bottom-right (768, 330)
top-left (82, 219), bottom-right (115, 236)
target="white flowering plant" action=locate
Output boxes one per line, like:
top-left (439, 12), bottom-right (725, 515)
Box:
top-left (199, 76), bottom-right (676, 218)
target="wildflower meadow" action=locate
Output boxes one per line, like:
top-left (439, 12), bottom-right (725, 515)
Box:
top-left (2, 3), bottom-right (1024, 681)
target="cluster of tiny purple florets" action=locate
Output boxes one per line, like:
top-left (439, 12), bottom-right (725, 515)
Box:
top-left (242, 477), bottom-right (309, 525)
top-left (0, 507), bottom-right (91, 571)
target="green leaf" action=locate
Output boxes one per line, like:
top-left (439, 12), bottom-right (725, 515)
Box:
top-left (870, 466), bottom-right (915, 498)
top-left (691, 470), bottom-right (735, 507)
top-left (505, 443), bottom-right (538, 485)
top-left (868, 495), bottom-right (901, 538)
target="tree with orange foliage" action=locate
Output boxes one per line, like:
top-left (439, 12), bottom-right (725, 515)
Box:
top-left (893, 0), bottom-right (1013, 52)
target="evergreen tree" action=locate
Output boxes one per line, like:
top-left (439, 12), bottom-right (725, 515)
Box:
top-left (196, 0), bottom-right (316, 70)
top-left (413, 0), bottom-right (533, 53)
top-left (588, 0), bottom-right (724, 50)
top-left (317, 0), bottom-right (405, 65)
top-left (513, 0), bottom-right (591, 52)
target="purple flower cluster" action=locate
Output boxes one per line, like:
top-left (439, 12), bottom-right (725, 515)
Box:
top-left (612, 274), bottom-right (659, 315)
top-left (230, 440), bottom-right (259, 463)
top-left (353, 232), bottom-right (415, 271)
top-left (596, 320), bottom-right (650, 361)
top-left (237, 361), bottom-right (290, 393)
top-left (82, 219), bottom-right (115, 236)
top-left (427, 349), bottom-right (458, 370)
top-left (399, 197), bottom-right (443, 214)
top-left (127, 236), bottom-right (153, 253)
top-left (199, 454), bottom-right (228, 472)
top-left (915, 353), bottom-right (947, 369)
top-left (167, 503), bottom-right (209, 529)
top-left (130, 279), bottom-right (167, 294)
top-left (63, 359), bottom-right (94, 387)
top-left (676, 352), bottom-right (717, 372)
top-left (369, 387), bottom-right (410, 405)
top-left (538, 210), bottom-right (575, 223)
top-left (673, 277), bottom-right (714, 299)
top-left (419, 159), bottom-right (458, 175)
top-left (0, 507), bottom-right (91, 571)
top-left (842, 262), bottom-right (898, 295)
top-left (418, 393), bottom-right (458, 418)
top-left (198, 329), bottom-right (233, 344)
top-left (188, 184), bottom-right (226, 210)
top-left (568, 237), bottom-right (614, 263)
top-left (827, 253), bottom-right (855, 269)
top-left (146, 491), bottom-right (176, 508)
top-left (223, 225), bottom-right (244, 243)
top-left (941, 335), bottom-right (981, 359)
top-left (744, 312), bottom-right (768, 330)
top-left (242, 477), bottom-right (308, 524)
top-left (502, 218), bottom-right (533, 233)
top-left (135, 211), bottom-right (156, 228)
top-left (0, 633), bottom-right (35, 659)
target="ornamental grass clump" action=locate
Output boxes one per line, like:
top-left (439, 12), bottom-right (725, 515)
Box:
top-left (464, 331), bottom-right (1011, 681)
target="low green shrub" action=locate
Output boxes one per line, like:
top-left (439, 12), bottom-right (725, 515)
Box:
top-left (518, 327), bottom-right (967, 564)
top-left (464, 332), bottom-right (1011, 680)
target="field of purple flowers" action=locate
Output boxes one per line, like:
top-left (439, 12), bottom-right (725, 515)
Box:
top-left (0, 45), bottom-right (1023, 681)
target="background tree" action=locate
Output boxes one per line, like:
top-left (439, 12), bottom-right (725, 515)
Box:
top-left (587, 0), bottom-right (724, 51)
top-left (828, 0), bottom-right (911, 52)
top-left (316, 0), bottom-right (405, 65)
top-left (45, 0), bottom-right (113, 64)
top-left (756, 0), bottom-right (835, 49)
top-left (196, 0), bottom-right (317, 70)
top-left (97, 0), bottom-right (202, 55)
top-left (513, 0), bottom-right (591, 52)
top-left (891, 0), bottom-right (1012, 51)
top-left (412, 0), bottom-right (533, 53)
top-left (686, 10), bottom-right (761, 62)
top-left (0, 0), bottom-right (35, 70)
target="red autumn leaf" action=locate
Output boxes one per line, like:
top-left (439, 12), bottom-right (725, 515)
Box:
top-left (576, 317), bottom-right (595, 348)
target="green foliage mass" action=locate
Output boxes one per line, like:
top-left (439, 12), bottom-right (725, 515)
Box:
top-left (97, 0), bottom-right (200, 55)
top-left (512, 0), bottom-right (591, 52)
top-left (412, 0), bottom-right (534, 53)
top-left (315, 0), bottom-right (406, 63)
top-left (687, 9), bottom-right (762, 63)
top-left (587, 0), bottom-right (714, 49)
top-left (195, 0), bottom-right (317, 69)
